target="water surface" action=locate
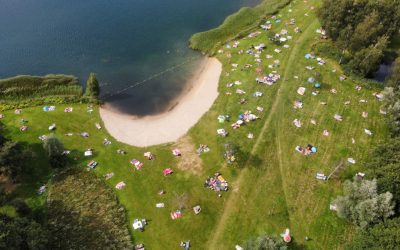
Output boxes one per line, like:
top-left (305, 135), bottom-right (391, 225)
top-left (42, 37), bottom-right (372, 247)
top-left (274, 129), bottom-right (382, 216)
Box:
top-left (0, 0), bottom-right (259, 115)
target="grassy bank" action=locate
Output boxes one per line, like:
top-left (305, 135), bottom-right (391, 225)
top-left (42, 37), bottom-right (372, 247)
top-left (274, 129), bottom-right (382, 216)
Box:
top-left (189, 0), bottom-right (291, 55)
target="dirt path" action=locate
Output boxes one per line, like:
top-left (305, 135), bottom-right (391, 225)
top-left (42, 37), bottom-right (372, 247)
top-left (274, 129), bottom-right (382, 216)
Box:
top-left (207, 19), bottom-right (319, 249)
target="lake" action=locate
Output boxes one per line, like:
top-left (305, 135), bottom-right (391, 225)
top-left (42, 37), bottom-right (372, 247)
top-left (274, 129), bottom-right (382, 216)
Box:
top-left (0, 0), bottom-right (259, 115)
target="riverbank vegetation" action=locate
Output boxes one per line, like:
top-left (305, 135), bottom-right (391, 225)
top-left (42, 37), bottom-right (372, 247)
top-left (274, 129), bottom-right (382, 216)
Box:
top-left (189, 0), bottom-right (291, 55)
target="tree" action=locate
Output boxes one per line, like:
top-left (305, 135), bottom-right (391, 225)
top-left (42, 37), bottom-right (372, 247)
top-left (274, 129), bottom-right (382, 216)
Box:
top-left (387, 57), bottom-right (400, 90)
top-left (0, 215), bottom-right (48, 250)
top-left (366, 138), bottom-right (400, 213)
top-left (0, 141), bottom-right (30, 181)
top-left (348, 36), bottom-right (388, 77)
top-left (43, 135), bottom-right (67, 169)
top-left (382, 87), bottom-right (400, 136)
top-left (10, 198), bottom-right (32, 217)
top-left (348, 11), bottom-right (383, 52)
top-left (346, 217), bottom-right (400, 250)
top-left (332, 178), bottom-right (395, 228)
top-left (85, 73), bottom-right (100, 98)
top-left (244, 234), bottom-right (287, 250)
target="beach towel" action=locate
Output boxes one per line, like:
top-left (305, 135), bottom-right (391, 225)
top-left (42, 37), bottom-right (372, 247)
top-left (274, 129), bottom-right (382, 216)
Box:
top-left (297, 87), bottom-right (306, 95)
top-left (163, 168), bottom-right (173, 176)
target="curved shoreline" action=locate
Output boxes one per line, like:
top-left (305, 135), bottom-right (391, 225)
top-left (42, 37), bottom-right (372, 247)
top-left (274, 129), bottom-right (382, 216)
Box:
top-left (99, 57), bottom-right (222, 147)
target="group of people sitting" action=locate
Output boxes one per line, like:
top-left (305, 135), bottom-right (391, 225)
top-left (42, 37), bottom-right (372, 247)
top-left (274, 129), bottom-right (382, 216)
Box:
top-left (295, 144), bottom-right (317, 156)
top-left (204, 172), bottom-right (229, 192)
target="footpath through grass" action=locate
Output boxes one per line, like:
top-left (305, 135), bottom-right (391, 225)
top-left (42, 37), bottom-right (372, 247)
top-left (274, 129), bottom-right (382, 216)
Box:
top-left (0, 0), bottom-right (389, 249)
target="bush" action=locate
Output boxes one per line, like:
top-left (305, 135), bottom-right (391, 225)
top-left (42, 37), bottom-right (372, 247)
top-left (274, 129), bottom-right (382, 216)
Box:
top-left (332, 178), bottom-right (395, 229)
top-left (43, 135), bottom-right (67, 169)
top-left (244, 234), bottom-right (287, 250)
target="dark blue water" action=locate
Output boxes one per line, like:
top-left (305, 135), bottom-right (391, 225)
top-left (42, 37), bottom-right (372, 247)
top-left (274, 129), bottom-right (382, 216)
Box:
top-left (373, 64), bottom-right (392, 82)
top-left (0, 0), bottom-right (259, 115)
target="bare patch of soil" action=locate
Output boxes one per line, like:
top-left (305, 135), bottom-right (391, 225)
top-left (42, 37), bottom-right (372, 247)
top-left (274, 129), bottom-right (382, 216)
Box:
top-left (173, 136), bottom-right (203, 176)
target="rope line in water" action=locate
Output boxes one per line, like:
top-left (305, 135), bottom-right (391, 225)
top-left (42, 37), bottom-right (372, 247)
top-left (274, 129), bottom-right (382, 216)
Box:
top-left (101, 55), bottom-right (201, 99)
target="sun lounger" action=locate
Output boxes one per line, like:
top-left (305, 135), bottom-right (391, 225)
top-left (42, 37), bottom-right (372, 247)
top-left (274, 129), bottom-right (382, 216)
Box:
top-left (87, 160), bottom-right (98, 169)
top-left (156, 203), bottom-right (165, 208)
top-left (84, 149), bottom-right (93, 157)
top-left (316, 173), bottom-right (327, 180)
top-left (297, 87), bottom-right (306, 95)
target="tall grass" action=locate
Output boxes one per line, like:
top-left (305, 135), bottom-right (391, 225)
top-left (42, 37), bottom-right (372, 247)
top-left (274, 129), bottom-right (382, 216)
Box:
top-left (0, 74), bottom-right (82, 100)
top-left (47, 168), bottom-right (134, 249)
top-left (0, 74), bottom-right (84, 111)
top-left (189, 0), bottom-right (292, 55)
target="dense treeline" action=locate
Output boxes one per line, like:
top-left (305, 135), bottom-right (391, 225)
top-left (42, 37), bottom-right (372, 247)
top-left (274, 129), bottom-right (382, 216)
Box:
top-left (318, 0), bottom-right (400, 77)
top-left (333, 55), bottom-right (400, 248)
top-left (0, 135), bottom-right (32, 183)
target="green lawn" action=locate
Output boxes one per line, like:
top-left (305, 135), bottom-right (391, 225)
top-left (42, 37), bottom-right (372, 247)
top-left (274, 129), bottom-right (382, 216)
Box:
top-left (0, 0), bottom-right (389, 249)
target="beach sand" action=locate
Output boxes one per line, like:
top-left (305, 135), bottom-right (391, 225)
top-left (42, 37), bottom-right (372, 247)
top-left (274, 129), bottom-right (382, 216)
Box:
top-left (99, 57), bottom-right (222, 147)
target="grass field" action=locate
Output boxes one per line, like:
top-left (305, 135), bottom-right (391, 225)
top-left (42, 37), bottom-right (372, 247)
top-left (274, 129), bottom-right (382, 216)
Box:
top-left (0, 0), bottom-right (389, 249)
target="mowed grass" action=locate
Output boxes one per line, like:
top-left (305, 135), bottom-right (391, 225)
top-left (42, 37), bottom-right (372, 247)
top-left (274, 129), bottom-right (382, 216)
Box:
top-left (189, 0), bottom-right (387, 249)
top-left (0, 0), bottom-right (388, 249)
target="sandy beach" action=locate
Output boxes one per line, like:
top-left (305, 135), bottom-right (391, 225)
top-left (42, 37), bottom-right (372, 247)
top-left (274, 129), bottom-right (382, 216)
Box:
top-left (100, 57), bottom-right (222, 147)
